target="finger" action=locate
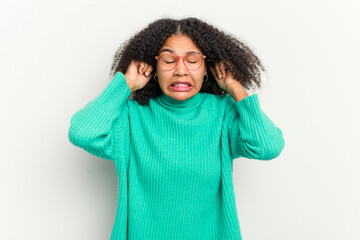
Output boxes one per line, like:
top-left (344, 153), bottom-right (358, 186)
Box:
top-left (143, 65), bottom-right (151, 76)
top-left (132, 61), bottom-right (141, 74)
top-left (214, 63), bottom-right (222, 79)
top-left (142, 63), bottom-right (147, 75)
top-left (220, 62), bottom-right (226, 78)
top-left (133, 61), bottom-right (140, 74)
top-left (139, 62), bottom-right (146, 75)
top-left (209, 66), bottom-right (218, 80)
top-left (145, 66), bottom-right (153, 77)
top-left (138, 62), bottom-right (145, 75)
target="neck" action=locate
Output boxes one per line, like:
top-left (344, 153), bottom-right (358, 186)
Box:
top-left (155, 92), bottom-right (203, 109)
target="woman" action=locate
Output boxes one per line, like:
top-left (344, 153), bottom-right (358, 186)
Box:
top-left (68, 17), bottom-right (285, 240)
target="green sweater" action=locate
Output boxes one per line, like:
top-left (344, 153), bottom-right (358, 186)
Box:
top-left (68, 72), bottom-right (285, 240)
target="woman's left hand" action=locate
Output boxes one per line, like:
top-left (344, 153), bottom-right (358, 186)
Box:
top-left (209, 62), bottom-right (245, 93)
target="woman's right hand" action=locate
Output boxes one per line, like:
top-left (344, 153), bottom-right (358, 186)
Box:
top-left (124, 60), bottom-right (154, 92)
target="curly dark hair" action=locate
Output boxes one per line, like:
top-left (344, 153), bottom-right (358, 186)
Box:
top-left (110, 17), bottom-right (265, 105)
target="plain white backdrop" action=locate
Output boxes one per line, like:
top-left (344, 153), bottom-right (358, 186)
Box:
top-left (1, 0), bottom-right (359, 239)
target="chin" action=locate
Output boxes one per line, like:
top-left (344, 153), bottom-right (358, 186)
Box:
top-left (168, 91), bottom-right (196, 101)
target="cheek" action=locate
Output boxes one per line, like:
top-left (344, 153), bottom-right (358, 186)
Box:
top-left (192, 73), bottom-right (204, 80)
top-left (192, 69), bottom-right (206, 82)
top-left (157, 72), bottom-right (173, 89)
top-left (157, 71), bottom-right (172, 83)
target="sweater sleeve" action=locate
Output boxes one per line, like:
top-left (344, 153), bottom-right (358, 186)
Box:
top-left (225, 94), bottom-right (285, 160)
top-left (68, 72), bottom-right (131, 161)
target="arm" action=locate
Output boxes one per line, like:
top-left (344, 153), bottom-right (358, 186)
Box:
top-left (225, 93), bottom-right (285, 160)
top-left (68, 72), bottom-right (131, 161)
top-left (210, 61), bottom-right (284, 160)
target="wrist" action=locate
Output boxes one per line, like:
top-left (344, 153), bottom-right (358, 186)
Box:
top-left (124, 75), bottom-right (137, 92)
top-left (227, 82), bottom-right (248, 102)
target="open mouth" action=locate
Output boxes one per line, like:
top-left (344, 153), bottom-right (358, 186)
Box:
top-left (169, 84), bottom-right (193, 91)
top-left (170, 83), bottom-right (192, 87)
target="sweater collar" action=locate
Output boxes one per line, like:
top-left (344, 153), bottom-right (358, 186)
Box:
top-left (156, 92), bottom-right (202, 108)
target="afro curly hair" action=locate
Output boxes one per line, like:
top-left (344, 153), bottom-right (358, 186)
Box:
top-left (110, 17), bottom-right (265, 105)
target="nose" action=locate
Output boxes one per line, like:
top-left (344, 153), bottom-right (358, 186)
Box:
top-left (173, 58), bottom-right (188, 76)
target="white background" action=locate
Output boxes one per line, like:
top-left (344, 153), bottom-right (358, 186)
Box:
top-left (1, 0), bottom-right (359, 239)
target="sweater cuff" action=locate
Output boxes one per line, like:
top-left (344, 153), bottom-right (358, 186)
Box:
top-left (233, 94), bottom-right (265, 130)
top-left (234, 94), bottom-right (261, 113)
top-left (103, 72), bottom-right (131, 100)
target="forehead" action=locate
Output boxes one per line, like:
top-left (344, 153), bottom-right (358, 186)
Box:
top-left (159, 35), bottom-right (202, 55)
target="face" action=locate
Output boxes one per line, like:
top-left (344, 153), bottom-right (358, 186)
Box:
top-left (155, 34), bottom-right (207, 101)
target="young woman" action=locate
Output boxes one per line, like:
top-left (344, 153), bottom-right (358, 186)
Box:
top-left (68, 17), bottom-right (285, 240)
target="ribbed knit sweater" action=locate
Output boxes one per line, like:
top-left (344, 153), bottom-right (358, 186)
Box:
top-left (68, 72), bottom-right (285, 240)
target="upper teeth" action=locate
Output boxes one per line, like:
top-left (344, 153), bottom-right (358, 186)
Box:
top-left (174, 84), bottom-right (189, 86)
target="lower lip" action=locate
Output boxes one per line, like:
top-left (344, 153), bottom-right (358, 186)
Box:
top-left (169, 85), bottom-right (193, 91)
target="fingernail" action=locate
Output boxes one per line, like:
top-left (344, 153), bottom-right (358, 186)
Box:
top-left (218, 74), bottom-right (222, 78)
top-left (145, 72), bottom-right (149, 76)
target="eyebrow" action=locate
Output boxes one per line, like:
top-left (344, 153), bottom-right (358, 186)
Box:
top-left (158, 48), bottom-right (201, 55)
